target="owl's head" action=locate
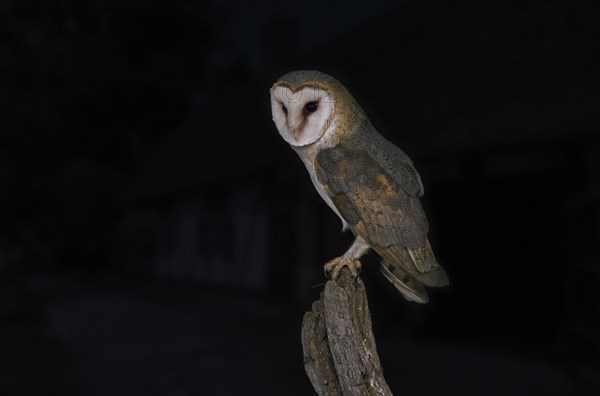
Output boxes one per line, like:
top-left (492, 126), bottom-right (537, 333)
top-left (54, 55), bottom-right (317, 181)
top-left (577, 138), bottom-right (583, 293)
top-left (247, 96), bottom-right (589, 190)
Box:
top-left (270, 70), bottom-right (364, 147)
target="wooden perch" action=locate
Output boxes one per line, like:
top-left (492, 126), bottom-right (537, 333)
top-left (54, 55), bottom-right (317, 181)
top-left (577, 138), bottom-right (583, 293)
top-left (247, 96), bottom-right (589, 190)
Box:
top-left (301, 268), bottom-right (393, 396)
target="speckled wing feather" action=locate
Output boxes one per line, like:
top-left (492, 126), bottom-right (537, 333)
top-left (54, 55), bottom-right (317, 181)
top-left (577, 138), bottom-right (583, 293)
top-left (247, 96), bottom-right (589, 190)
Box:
top-left (314, 133), bottom-right (448, 302)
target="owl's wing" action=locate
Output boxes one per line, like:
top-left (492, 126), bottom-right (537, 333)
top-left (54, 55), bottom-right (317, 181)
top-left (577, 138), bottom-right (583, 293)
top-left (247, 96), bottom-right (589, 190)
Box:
top-left (370, 137), bottom-right (425, 199)
top-left (315, 142), bottom-right (448, 301)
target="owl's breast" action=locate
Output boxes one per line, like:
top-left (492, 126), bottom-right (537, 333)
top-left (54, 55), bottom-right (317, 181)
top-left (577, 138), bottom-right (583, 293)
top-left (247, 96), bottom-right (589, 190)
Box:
top-left (293, 145), bottom-right (349, 231)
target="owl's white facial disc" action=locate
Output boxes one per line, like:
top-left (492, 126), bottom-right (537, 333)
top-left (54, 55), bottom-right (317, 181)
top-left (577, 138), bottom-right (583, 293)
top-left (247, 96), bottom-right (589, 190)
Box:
top-left (270, 86), bottom-right (334, 147)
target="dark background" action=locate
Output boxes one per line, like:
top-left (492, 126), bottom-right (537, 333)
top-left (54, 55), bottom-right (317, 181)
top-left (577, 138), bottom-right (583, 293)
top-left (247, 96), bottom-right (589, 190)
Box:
top-left (1, 1), bottom-right (599, 395)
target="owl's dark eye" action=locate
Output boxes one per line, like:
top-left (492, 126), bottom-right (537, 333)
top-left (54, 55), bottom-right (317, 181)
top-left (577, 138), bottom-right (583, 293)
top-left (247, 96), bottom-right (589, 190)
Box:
top-left (281, 104), bottom-right (288, 114)
top-left (304, 101), bottom-right (318, 114)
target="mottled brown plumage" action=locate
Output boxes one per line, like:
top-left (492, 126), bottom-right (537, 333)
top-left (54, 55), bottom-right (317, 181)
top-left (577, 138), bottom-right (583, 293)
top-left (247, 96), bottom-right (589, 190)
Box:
top-left (315, 132), bottom-right (448, 302)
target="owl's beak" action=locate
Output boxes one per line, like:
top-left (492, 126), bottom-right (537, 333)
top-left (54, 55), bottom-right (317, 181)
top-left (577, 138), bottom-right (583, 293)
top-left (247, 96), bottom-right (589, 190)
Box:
top-left (293, 128), bottom-right (302, 141)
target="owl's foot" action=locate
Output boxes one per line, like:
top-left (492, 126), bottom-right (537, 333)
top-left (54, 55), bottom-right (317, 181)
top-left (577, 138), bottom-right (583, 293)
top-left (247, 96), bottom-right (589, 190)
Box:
top-left (324, 256), bottom-right (362, 280)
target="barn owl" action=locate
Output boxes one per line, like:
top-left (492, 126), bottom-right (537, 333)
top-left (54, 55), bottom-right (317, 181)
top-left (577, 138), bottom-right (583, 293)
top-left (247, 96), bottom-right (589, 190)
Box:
top-left (270, 70), bottom-right (448, 303)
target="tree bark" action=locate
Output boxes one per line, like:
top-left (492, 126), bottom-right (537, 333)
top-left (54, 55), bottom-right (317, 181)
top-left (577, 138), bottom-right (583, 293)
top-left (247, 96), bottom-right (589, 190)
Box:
top-left (301, 268), bottom-right (393, 396)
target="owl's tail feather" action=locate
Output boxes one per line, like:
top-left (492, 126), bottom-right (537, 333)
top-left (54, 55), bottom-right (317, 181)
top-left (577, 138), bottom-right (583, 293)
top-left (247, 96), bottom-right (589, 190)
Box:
top-left (378, 262), bottom-right (429, 304)
top-left (406, 239), bottom-right (449, 287)
top-left (378, 239), bottom-right (449, 288)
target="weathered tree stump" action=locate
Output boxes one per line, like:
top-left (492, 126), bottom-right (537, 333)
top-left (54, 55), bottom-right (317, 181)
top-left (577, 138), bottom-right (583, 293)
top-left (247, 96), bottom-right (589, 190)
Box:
top-left (301, 268), bottom-right (393, 396)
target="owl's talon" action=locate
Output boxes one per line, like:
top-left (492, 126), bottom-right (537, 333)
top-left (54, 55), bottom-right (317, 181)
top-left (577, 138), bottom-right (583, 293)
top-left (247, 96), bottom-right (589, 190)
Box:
top-left (324, 257), bottom-right (362, 280)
